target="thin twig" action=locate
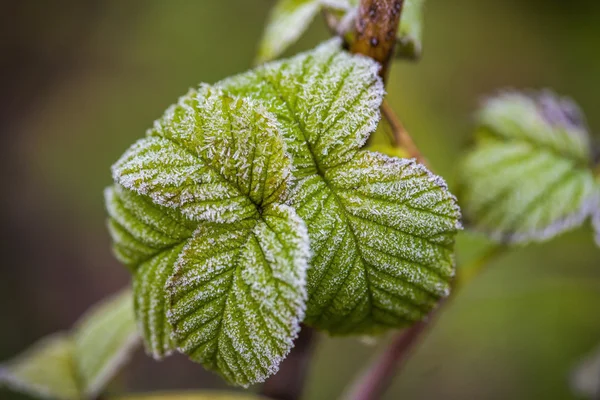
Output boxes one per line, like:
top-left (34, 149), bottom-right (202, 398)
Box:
top-left (344, 247), bottom-right (506, 400)
top-left (381, 100), bottom-right (426, 165)
top-left (260, 325), bottom-right (317, 400)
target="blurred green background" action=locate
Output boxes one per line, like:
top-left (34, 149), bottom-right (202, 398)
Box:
top-left (1, 1), bottom-right (599, 399)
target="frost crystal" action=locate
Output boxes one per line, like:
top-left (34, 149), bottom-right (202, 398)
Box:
top-left (219, 39), bottom-right (461, 334)
top-left (458, 91), bottom-right (598, 244)
top-left (108, 85), bottom-right (309, 386)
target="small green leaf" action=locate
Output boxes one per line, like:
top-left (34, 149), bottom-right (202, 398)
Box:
top-left (458, 91), bottom-right (598, 244)
top-left (73, 289), bottom-right (139, 399)
top-left (0, 290), bottom-right (138, 400)
top-left (219, 39), bottom-right (461, 334)
top-left (395, 0), bottom-right (425, 60)
top-left (257, 0), bottom-right (322, 64)
top-left (109, 85), bottom-right (309, 385)
top-left (0, 334), bottom-right (79, 400)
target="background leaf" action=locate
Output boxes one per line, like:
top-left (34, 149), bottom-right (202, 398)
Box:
top-left (0, 334), bottom-right (79, 400)
top-left (395, 0), bottom-right (425, 60)
top-left (73, 289), bottom-right (139, 398)
top-left (0, 290), bottom-right (138, 400)
top-left (257, 0), bottom-right (324, 64)
top-left (457, 91), bottom-right (598, 244)
top-left (220, 40), bottom-right (460, 334)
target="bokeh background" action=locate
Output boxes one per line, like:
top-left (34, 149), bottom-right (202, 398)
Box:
top-left (1, 1), bottom-right (599, 399)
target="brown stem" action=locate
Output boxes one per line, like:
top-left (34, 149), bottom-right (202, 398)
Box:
top-left (343, 298), bottom-right (445, 400)
top-left (345, 247), bottom-right (507, 400)
top-left (260, 325), bottom-right (317, 400)
top-left (350, 0), bottom-right (404, 82)
top-left (381, 100), bottom-right (426, 165)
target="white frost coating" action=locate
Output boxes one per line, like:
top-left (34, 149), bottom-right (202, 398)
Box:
top-left (166, 204), bottom-right (310, 387)
top-left (218, 38), bottom-right (385, 172)
top-left (479, 90), bottom-right (591, 163)
top-left (460, 91), bottom-right (597, 245)
top-left (107, 83), bottom-right (308, 385)
top-left (218, 43), bottom-right (460, 334)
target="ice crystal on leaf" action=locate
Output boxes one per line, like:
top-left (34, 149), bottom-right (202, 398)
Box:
top-left (109, 85), bottom-right (309, 386)
top-left (0, 290), bottom-right (138, 400)
top-left (219, 39), bottom-right (461, 334)
top-left (458, 91), bottom-right (598, 244)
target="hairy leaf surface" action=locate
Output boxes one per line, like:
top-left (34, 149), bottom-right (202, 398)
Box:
top-left (458, 92), bottom-right (598, 244)
top-left (219, 40), bottom-right (461, 334)
top-left (0, 290), bottom-right (138, 400)
top-left (109, 86), bottom-right (309, 385)
top-left (167, 204), bottom-right (308, 386)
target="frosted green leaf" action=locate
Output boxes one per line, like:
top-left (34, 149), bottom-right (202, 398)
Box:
top-left (0, 334), bottom-right (79, 400)
top-left (106, 185), bottom-right (196, 358)
top-left (571, 344), bottom-right (600, 399)
top-left (0, 290), bottom-right (138, 400)
top-left (109, 85), bottom-right (309, 385)
top-left (219, 39), bottom-right (461, 334)
top-left (257, 0), bottom-right (350, 63)
top-left (458, 91), bottom-right (598, 244)
top-left (167, 204), bottom-right (308, 387)
top-left (73, 289), bottom-right (139, 398)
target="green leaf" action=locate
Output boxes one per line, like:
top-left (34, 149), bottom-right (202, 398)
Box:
top-left (395, 0), bottom-right (425, 60)
top-left (0, 334), bottom-right (79, 400)
top-left (458, 91), bottom-right (598, 244)
top-left (167, 204), bottom-right (308, 387)
top-left (219, 39), bottom-right (461, 334)
top-left (109, 85), bottom-right (309, 385)
top-left (73, 289), bottom-right (139, 398)
top-left (106, 185), bottom-right (195, 358)
top-left (257, 0), bottom-right (321, 64)
top-left (0, 290), bottom-right (138, 400)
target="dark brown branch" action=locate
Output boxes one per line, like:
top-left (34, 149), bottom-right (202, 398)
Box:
top-left (260, 325), bottom-right (317, 400)
top-left (343, 298), bottom-right (445, 400)
top-left (350, 0), bottom-right (404, 82)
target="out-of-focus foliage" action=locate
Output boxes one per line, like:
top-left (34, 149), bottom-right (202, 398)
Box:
top-left (457, 91), bottom-right (599, 244)
top-left (0, 290), bottom-right (138, 400)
